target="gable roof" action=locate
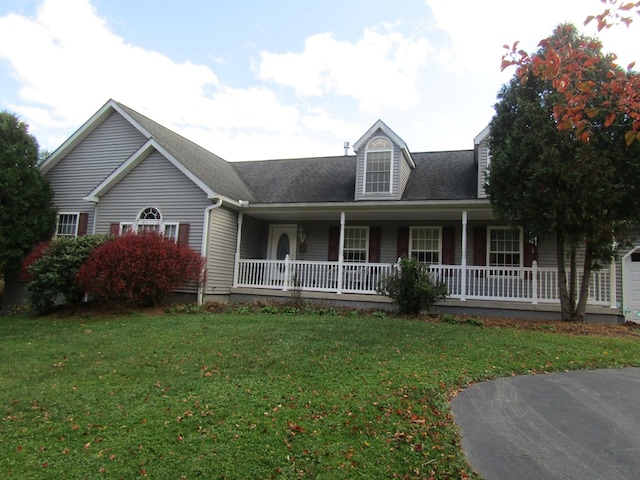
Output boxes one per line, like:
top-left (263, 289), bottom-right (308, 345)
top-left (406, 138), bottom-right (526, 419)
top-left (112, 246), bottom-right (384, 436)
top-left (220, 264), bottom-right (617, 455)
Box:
top-left (113, 101), bottom-right (255, 203)
top-left (44, 99), bottom-right (479, 207)
top-left (474, 124), bottom-right (491, 144)
top-left (41, 99), bottom-right (255, 203)
top-left (352, 119), bottom-right (415, 168)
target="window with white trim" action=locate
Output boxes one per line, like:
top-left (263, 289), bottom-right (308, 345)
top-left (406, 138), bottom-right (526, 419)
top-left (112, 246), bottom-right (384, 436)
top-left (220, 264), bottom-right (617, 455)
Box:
top-left (488, 227), bottom-right (521, 267)
top-left (344, 226), bottom-right (368, 263)
top-left (132, 207), bottom-right (179, 241)
top-left (136, 207), bottom-right (162, 233)
top-left (163, 223), bottom-right (179, 241)
top-left (56, 213), bottom-right (79, 238)
top-left (364, 137), bottom-right (392, 193)
top-left (409, 227), bottom-right (441, 264)
top-left (120, 223), bottom-right (134, 235)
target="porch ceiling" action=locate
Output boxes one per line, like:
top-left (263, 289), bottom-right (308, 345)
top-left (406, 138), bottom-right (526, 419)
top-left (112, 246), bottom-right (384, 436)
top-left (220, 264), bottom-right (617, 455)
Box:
top-left (239, 201), bottom-right (494, 222)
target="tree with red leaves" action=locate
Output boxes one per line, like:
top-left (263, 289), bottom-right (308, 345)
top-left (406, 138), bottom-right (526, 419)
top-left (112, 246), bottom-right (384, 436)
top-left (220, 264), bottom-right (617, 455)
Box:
top-left (489, 23), bottom-right (640, 322)
top-left (501, 0), bottom-right (640, 145)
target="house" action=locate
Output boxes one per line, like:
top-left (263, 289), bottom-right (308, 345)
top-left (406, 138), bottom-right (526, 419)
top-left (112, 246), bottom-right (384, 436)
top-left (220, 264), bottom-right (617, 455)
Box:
top-left (30, 99), bottom-right (640, 323)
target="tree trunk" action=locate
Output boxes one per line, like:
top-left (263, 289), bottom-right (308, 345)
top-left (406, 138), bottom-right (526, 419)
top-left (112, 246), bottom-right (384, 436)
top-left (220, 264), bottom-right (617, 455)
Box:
top-left (574, 243), bottom-right (594, 323)
top-left (569, 244), bottom-right (577, 316)
top-left (556, 232), bottom-right (572, 321)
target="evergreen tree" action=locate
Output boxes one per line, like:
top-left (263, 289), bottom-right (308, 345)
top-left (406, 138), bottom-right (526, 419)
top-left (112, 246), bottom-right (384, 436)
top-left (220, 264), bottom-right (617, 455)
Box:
top-left (488, 24), bottom-right (640, 321)
top-left (0, 111), bottom-right (57, 277)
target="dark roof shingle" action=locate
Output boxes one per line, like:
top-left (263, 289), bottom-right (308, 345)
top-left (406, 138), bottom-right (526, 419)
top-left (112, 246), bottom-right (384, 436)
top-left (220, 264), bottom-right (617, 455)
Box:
top-left (116, 102), bottom-right (477, 204)
top-left (233, 151), bottom-right (477, 203)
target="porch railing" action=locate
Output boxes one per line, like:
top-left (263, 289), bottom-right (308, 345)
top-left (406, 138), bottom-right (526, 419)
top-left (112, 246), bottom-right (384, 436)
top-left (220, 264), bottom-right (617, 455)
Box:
top-left (236, 258), bottom-right (394, 295)
top-left (235, 258), bottom-right (614, 306)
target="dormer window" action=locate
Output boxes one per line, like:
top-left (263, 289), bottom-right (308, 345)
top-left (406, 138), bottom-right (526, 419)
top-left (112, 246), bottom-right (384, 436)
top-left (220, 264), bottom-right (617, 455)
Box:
top-left (353, 121), bottom-right (413, 201)
top-left (364, 137), bottom-right (392, 194)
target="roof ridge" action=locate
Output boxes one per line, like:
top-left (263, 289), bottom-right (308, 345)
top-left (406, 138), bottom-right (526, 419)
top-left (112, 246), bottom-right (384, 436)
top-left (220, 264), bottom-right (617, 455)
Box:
top-left (114, 101), bottom-right (256, 202)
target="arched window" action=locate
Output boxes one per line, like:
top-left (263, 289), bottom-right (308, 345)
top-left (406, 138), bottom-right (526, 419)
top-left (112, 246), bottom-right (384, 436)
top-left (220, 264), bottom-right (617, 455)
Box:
top-left (364, 137), bottom-right (392, 193)
top-left (115, 207), bottom-right (183, 242)
top-left (137, 207), bottom-right (162, 233)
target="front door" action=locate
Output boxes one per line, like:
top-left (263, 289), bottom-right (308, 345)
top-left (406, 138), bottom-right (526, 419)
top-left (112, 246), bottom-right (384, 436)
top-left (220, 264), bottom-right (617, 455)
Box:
top-left (268, 224), bottom-right (297, 261)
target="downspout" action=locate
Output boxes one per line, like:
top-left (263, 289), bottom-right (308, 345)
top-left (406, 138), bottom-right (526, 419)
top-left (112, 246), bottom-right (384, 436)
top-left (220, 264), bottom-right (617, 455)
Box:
top-left (232, 212), bottom-right (243, 288)
top-left (198, 197), bottom-right (223, 305)
top-left (91, 202), bottom-right (99, 235)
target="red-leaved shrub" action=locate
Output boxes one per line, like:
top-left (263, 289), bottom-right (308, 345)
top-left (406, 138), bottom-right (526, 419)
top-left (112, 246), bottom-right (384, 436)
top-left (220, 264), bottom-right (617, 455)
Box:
top-left (76, 232), bottom-right (205, 307)
top-left (20, 240), bottom-right (52, 281)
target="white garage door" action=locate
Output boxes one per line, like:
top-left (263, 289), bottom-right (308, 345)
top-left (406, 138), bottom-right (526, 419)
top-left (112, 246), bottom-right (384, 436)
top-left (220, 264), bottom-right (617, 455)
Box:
top-left (624, 251), bottom-right (640, 323)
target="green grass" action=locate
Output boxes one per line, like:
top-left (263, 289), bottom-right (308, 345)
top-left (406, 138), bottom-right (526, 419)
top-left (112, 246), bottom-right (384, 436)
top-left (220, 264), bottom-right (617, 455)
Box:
top-left (1, 311), bottom-right (639, 479)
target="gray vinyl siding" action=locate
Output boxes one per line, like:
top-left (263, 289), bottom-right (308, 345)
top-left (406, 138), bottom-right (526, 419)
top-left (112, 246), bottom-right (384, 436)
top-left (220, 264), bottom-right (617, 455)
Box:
top-left (398, 154), bottom-right (412, 198)
top-left (536, 239), bottom-right (557, 268)
top-left (44, 111), bottom-right (147, 232)
top-left (355, 131), bottom-right (403, 201)
top-left (96, 150), bottom-right (211, 253)
top-left (235, 219), bottom-right (612, 274)
top-left (206, 206), bottom-right (238, 295)
top-left (293, 220), bottom-right (453, 264)
top-left (240, 215), bottom-right (266, 259)
top-left (300, 222), bottom-right (335, 261)
top-left (477, 138), bottom-right (490, 198)
top-left (379, 225), bottom-right (400, 264)
top-left (297, 222), bottom-right (600, 268)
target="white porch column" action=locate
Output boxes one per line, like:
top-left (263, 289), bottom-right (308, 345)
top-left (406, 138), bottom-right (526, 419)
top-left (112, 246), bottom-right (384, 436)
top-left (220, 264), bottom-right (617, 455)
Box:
top-left (532, 260), bottom-right (538, 304)
top-left (283, 254), bottom-right (290, 291)
top-left (460, 210), bottom-right (467, 301)
top-left (232, 212), bottom-right (243, 288)
top-left (609, 258), bottom-right (617, 309)
top-left (337, 211), bottom-right (345, 294)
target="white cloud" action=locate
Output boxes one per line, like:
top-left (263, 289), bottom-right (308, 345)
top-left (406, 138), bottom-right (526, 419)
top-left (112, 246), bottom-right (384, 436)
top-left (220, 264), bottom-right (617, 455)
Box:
top-left (258, 25), bottom-right (432, 113)
top-left (4, 0), bottom-right (636, 162)
top-left (425, 0), bottom-right (640, 81)
top-left (0, 0), bottom-right (350, 160)
top-left (300, 109), bottom-right (363, 140)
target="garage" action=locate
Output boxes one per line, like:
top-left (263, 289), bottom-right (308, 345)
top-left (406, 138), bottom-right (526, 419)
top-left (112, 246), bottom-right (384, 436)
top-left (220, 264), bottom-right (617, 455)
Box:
top-left (622, 247), bottom-right (640, 323)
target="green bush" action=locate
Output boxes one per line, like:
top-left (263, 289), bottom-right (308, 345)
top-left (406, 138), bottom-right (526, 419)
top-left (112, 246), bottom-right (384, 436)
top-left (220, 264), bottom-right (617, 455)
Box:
top-left (378, 257), bottom-right (448, 316)
top-left (26, 235), bottom-right (112, 314)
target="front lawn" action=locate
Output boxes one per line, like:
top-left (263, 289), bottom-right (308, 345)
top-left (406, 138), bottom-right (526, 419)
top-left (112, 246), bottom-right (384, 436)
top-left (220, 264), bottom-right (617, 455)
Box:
top-left (1, 310), bottom-right (639, 479)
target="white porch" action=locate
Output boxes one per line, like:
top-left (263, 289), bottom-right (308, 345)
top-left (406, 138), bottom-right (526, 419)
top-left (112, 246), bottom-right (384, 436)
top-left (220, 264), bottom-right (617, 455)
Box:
top-left (224, 208), bottom-right (619, 312)
top-left (234, 257), bottom-right (617, 307)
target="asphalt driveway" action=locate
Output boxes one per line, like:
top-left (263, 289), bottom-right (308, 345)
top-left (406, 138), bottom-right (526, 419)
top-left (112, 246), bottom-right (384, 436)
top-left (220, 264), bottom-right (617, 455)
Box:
top-left (450, 367), bottom-right (640, 480)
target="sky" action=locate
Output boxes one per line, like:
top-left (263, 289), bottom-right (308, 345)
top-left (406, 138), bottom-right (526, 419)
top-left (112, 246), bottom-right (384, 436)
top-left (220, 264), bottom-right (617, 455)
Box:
top-left (1, 0), bottom-right (639, 161)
